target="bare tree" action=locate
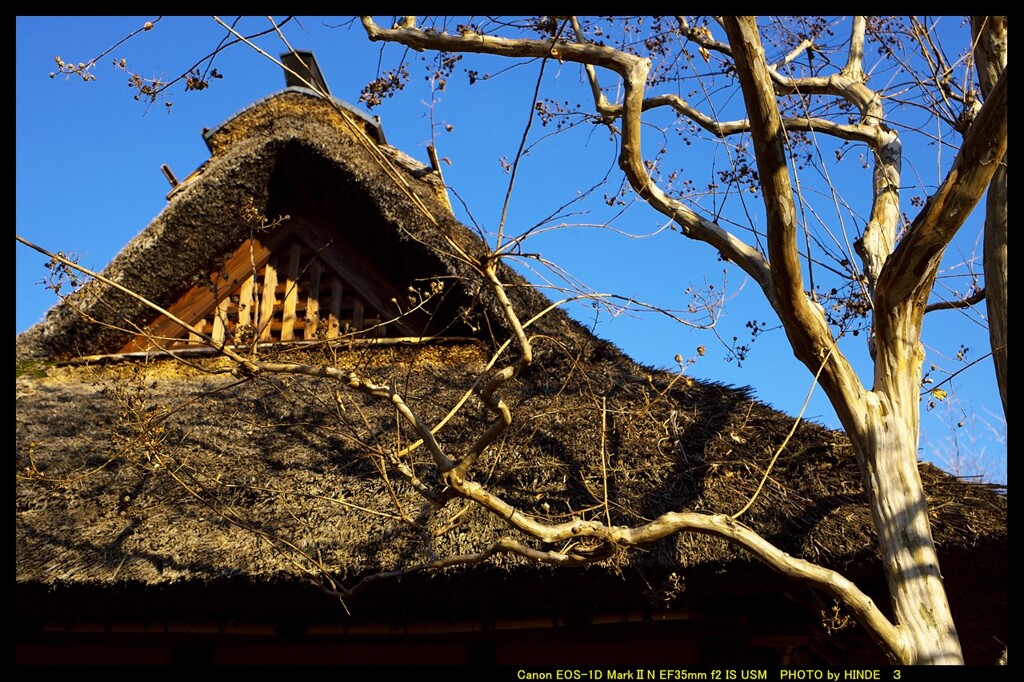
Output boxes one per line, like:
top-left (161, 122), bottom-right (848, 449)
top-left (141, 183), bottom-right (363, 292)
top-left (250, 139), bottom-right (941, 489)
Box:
top-left (352, 15), bottom-right (1006, 665)
top-left (20, 16), bottom-right (1007, 665)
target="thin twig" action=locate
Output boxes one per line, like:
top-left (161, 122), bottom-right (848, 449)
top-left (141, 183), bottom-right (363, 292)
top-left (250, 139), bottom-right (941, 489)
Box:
top-left (601, 396), bottom-right (611, 527)
top-left (732, 342), bottom-right (836, 520)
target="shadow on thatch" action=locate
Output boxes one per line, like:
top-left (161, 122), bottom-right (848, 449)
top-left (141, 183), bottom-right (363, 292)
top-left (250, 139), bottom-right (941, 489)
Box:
top-left (17, 340), bottom-right (1004, 588)
top-left (15, 85), bottom-right (1006, 665)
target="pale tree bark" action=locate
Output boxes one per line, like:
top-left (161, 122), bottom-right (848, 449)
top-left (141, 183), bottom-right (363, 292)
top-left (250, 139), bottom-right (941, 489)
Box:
top-left (971, 16), bottom-right (1008, 418)
top-left (727, 17), bottom-right (1006, 664)
top-left (724, 17), bottom-right (947, 664)
top-left (359, 16), bottom-right (1007, 664)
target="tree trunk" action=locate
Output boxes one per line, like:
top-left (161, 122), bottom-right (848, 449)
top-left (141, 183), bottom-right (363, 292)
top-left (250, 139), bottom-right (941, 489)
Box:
top-left (841, 304), bottom-right (963, 664)
top-left (721, 16), bottom-right (966, 663)
top-left (984, 161), bottom-right (1007, 416)
top-left (847, 412), bottom-right (963, 663)
top-left (972, 17), bottom-right (1008, 418)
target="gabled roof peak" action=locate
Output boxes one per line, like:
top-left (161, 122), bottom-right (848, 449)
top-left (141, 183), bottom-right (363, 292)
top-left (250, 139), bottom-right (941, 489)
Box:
top-left (202, 87), bottom-right (387, 154)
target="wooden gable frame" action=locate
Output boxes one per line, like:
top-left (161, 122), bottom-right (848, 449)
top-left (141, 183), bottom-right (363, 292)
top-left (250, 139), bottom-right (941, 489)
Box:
top-left (119, 220), bottom-right (430, 354)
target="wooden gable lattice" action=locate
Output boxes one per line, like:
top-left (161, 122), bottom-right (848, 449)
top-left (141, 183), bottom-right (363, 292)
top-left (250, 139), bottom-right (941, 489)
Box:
top-left (120, 221), bottom-right (426, 354)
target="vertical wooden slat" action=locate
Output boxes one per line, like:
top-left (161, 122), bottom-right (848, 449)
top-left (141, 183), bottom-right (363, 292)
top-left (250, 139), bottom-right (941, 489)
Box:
top-left (211, 297), bottom-right (229, 345)
top-left (305, 260), bottom-right (321, 340)
top-left (188, 319), bottom-right (204, 345)
top-left (116, 235), bottom-right (285, 354)
top-left (259, 260), bottom-right (278, 341)
top-left (329, 277), bottom-right (343, 339)
top-left (116, 229), bottom-right (419, 354)
top-left (238, 274), bottom-right (255, 333)
top-left (281, 242), bottom-right (302, 341)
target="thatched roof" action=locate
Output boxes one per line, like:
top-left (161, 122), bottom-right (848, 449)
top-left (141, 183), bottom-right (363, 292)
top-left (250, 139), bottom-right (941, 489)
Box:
top-left (15, 87), bottom-right (1007, 665)
top-left (16, 88), bottom-right (493, 364)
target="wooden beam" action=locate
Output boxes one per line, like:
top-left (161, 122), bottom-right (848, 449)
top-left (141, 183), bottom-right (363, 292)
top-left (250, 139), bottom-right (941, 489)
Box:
top-left (305, 260), bottom-right (321, 340)
top-left (68, 335), bottom-right (484, 365)
top-left (238, 274), bottom-right (255, 331)
top-left (352, 298), bottom-right (364, 331)
top-left (291, 219), bottom-right (426, 336)
top-left (281, 242), bottom-right (302, 341)
top-left (211, 296), bottom-right (230, 345)
top-left (259, 259), bottom-right (278, 341)
top-left (118, 233), bottom-right (280, 352)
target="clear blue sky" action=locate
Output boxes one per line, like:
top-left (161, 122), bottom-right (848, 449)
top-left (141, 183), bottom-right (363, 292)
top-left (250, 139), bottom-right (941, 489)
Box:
top-left (16, 16), bottom-right (1006, 483)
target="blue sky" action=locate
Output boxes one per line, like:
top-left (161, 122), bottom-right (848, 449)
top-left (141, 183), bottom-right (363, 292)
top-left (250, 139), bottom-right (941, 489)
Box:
top-left (16, 16), bottom-right (1006, 483)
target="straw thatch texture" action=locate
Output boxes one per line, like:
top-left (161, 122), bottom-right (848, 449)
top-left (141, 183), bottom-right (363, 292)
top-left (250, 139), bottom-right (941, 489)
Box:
top-left (16, 339), bottom-right (1005, 581)
top-left (15, 87), bottom-right (1007, 664)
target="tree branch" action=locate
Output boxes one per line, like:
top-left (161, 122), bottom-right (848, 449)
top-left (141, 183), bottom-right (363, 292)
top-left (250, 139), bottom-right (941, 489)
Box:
top-left (359, 16), bottom-right (776, 297)
top-left (876, 66), bottom-right (1007, 309)
top-left (640, 94), bottom-right (880, 144)
top-left (425, 464), bottom-right (908, 661)
top-left (361, 17), bottom-right (632, 71)
top-left (329, 536), bottom-right (592, 598)
top-left (722, 18), bottom-right (865, 423)
top-left (924, 287), bottom-right (986, 313)
top-left (575, 17), bottom-right (879, 145)
top-left (842, 16), bottom-right (867, 81)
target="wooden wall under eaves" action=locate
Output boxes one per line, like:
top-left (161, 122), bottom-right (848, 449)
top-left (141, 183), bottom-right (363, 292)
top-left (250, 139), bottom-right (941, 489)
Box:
top-left (119, 220), bottom-right (429, 353)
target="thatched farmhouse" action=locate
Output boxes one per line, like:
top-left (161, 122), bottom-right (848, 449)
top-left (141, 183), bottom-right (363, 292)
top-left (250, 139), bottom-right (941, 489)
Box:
top-left (16, 55), bottom-right (1007, 666)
